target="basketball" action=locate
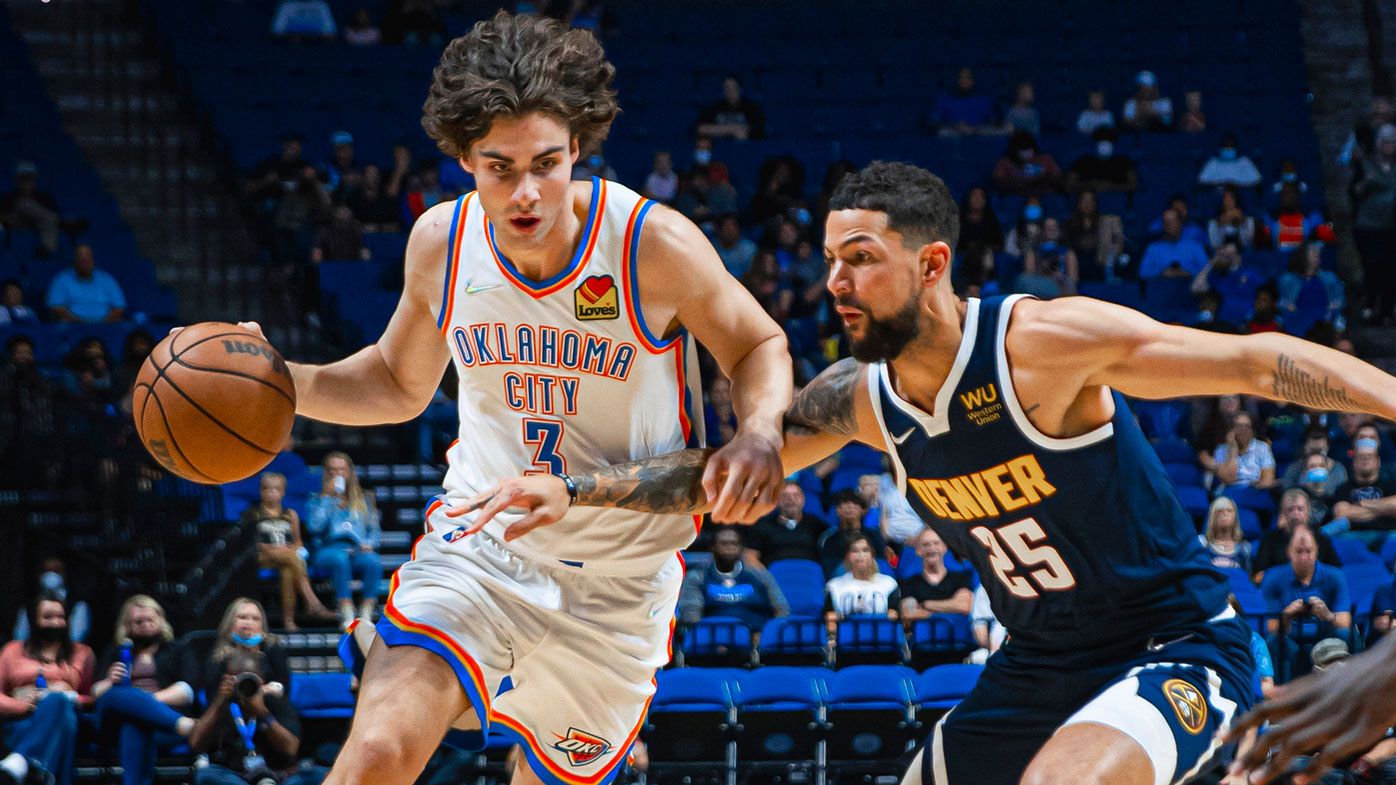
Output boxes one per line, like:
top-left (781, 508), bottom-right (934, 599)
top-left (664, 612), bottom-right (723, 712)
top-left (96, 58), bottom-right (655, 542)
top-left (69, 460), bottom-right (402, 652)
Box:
top-left (132, 322), bottom-right (296, 485)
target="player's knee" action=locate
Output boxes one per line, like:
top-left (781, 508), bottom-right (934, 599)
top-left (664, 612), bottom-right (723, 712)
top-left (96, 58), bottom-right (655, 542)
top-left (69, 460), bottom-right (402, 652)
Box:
top-left (345, 728), bottom-right (422, 775)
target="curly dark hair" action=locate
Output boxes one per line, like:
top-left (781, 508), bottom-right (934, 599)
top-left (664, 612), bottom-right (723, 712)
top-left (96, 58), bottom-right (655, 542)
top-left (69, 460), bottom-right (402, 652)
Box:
top-left (422, 11), bottom-right (619, 159)
top-left (829, 161), bottom-right (960, 250)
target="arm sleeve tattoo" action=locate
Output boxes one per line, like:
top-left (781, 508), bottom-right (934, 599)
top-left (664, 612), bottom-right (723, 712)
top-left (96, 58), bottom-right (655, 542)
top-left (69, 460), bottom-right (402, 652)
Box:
top-left (1271, 353), bottom-right (1362, 413)
top-left (570, 359), bottom-right (864, 513)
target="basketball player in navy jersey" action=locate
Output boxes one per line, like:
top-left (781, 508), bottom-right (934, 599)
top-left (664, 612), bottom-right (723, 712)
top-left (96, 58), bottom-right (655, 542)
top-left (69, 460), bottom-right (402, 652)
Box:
top-left (471, 161), bottom-right (1396, 785)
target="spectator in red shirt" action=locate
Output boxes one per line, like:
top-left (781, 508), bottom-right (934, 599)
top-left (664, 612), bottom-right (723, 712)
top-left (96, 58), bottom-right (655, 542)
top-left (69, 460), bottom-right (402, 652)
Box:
top-left (0, 593), bottom-right (95, 785)
top-left (991, 131), bottom-right (1061, 197)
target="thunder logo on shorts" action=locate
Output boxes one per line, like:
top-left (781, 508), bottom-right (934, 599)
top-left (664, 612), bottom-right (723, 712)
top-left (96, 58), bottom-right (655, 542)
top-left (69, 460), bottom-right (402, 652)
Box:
top-left (551, 728), bottom-right (614, 766)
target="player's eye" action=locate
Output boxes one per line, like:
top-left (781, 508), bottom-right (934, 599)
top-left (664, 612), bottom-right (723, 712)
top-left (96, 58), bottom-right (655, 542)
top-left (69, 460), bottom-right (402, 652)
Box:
top-left (537, 159), bottom-right (556, 171)
top-left (491, 164), bottom-right (510, 174)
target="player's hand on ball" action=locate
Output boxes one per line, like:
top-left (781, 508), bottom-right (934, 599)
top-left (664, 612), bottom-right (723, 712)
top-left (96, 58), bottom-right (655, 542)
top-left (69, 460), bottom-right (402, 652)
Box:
top-left (1224, 635), bottom-right (1396, 785)
top-left (452, 476), bottom-right (570, 541)
top-left (703, 429), bottom-right (783, 523)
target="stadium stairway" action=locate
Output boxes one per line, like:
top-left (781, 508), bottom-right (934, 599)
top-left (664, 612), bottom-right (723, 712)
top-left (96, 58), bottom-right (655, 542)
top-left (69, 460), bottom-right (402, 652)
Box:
top-left (5, 0), bottom-right (271, 324)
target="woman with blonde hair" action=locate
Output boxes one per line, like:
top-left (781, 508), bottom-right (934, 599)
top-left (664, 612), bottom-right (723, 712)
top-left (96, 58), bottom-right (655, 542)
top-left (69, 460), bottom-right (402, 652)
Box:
top-left (240, 471), bottom-right (336, 630)
top-left (200, 598), bottom-right (290, 699)
top-left (305, 452), bottom-right (383, 629)
top-left (1200, 497), bottom-right (1252, 572)
top-left (92, 595), bottom-right (197, 785)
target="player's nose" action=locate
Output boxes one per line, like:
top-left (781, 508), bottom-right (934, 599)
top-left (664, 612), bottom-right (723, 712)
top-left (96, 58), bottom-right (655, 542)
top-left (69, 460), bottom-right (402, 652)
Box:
top-left (512, 176), bottom-right (541, 208)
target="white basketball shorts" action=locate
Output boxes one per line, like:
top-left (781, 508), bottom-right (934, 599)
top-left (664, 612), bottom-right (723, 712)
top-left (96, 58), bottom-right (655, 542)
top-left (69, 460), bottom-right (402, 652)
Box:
top-left (342, 498), bottom-right (683, 785)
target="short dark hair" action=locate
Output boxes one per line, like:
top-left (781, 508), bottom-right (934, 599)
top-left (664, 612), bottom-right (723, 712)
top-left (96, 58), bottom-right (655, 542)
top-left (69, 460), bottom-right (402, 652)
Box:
top-left (422, 11), bottom-right (619, 159)
top-left (827, 161), bottom-right (959, 250)
top-left (831, 489), bottom-right (868, 511)
top-left (1305, 424), bottom-right (1330, 443)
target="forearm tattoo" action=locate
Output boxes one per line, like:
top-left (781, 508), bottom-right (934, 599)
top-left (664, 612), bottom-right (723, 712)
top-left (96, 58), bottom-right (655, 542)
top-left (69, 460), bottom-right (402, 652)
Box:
top-left (785, 358), bottom-right (861, 437)
top-left (573, 448), bottom-right (715, 513)
top-left (1272, 353), bottom-right (1362, 412)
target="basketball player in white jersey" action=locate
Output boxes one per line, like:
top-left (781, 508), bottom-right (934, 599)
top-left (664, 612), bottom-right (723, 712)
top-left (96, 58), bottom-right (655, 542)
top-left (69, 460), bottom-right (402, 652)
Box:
top-left (237, 12), bottom-right (793, 785)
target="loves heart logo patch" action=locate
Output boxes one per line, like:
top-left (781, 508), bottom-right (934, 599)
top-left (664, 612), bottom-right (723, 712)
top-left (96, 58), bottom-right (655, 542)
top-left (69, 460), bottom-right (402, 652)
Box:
top-left (574, 274), bottom-right (619, 321)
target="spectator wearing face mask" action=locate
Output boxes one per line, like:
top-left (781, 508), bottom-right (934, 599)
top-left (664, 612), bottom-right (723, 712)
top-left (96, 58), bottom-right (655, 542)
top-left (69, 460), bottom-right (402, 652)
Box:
top-left (12, 559), bottom-right (89, 644)
top-left (991, 131), bottom-right (1061, 197)
top-left (1122, 70), bottom-right (1173, 131)
top-left (571, 148), bottom-right (618, 182)
top-left (1004, 198), bottom-right (1046, 259)
top-left (1252, 489), bottom-right (1341, 581)
top-left (92, 596), bottom-right (197, 785)
top-left (1065, 128), bottom-right (1137, 194)
top-left (1198, 133), bottom-right (1263, 188)
top-left (1290, 453), bottom-right (1339, 525)
top-left (1017, 217), bottom-right (1078, 298)
top-left (201, 599), bottom-right (291, 701)
top-left (0, 593), bottom-right (94, 785)
top-left (1282, 426), bottom-right (1349, 493)
top-left (1323, 442), bottom-right (1396, 547)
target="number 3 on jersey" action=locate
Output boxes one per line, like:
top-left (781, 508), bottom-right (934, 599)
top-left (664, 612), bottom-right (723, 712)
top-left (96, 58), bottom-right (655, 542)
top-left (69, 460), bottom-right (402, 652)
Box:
top-left (523, 419), bottom-right (567, 475)
top-left (970, 518), bottom-right (1075, 599)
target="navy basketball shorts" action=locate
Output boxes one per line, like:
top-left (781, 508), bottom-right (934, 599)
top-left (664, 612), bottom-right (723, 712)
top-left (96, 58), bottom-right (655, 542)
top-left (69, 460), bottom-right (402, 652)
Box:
top-left (923, 610), bottom-right (1255, 785)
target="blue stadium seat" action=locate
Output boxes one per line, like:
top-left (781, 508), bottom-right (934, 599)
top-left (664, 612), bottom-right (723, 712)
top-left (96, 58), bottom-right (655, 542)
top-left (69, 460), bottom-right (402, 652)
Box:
top-left (824, 665), bottom-right (917, 762)
top-left (1380, 538), bottom-right (1396, 570)
top-left (1221, 485), bottom-right (1277, 515)
top-left (1132, 400), bottom-right (1191, 442)
top-left (1335, 538), bottom-right (1379, 567)
top-left (913, 663), bottom-right (982, 723)
top-left (289, 671), bottom-right (354, 719)
top-left (835, 615), bottom-right (909, 666)
top-left (909, 615), bottom-right (975, 659)
top-left (734, 667), bottom-right (828, 764)
top-left (1174, 485), bottom-right (1211, 519)
top-left (680, 616), bottom-right (754, 666)
top-left (1141, 277), bottom-right (1198, 325)
top-left (1164, 462), bottom-right (1202, 488)
top-left (647, 668), bottom-right (737, 767)
top-left (1237, 507), bottom-right (1263, 540)
top-left (768, 559), bottom-right (828, 617)
top-left (1342, 563), bottom-right (1392, 617)
top-left (1152, 439), bottom-right (1197, 465)
top-left (758, 615), bottom-right (827, 665)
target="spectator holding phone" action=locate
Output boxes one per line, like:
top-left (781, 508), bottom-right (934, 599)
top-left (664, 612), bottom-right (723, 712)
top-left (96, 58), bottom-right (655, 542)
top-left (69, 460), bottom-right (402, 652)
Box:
top-left (305, 452), bottom-right (382, 630)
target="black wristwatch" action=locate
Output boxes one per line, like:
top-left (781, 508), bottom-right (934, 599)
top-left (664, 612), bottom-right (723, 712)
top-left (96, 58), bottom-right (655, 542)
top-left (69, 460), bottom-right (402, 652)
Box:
top-left (557, 473), bottom-right (578, 506)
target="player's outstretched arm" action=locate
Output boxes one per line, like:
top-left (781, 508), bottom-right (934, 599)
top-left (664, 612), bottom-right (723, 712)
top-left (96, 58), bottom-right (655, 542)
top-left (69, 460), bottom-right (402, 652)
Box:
top-left (638, 206), bottom-right (794, 522)
top-left (1223, 632), bottom-right (1396, 785)
top-left (1021, 297), bottom-right (1396, 419)
top-left (455, 358), bottom-right (878, 540)
top-left (283, 202), bottom-right (454, 425)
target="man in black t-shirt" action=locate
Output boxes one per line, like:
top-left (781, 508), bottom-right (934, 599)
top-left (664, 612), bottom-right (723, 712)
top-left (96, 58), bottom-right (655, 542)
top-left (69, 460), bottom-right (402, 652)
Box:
top-left (694, 77), bottom-right (767, 141)
top-left (743, 483), bottom-right (827, 567)
top-left (1326, 444), bottom-right (1396, 547)
top-left (1065, 128), bottom-right (1138, 194)
top-left (817, 491), bottom-right (888, 577)
top-left (899, 528), bottom-right (975, 620)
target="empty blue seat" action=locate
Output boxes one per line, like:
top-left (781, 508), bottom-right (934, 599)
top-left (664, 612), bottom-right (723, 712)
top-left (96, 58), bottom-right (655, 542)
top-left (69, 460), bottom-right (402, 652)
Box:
top-left (734, 667), bottom-right (827, 762)
top-left (1175, 485), bottom-right (1211, 518)
top-left (1164, 462), bottom-right (1202, 488)
top-left (914, 664), bottom-right (983, 710)
top-left (289, 672), bottom-right (354, 718)
top-left (758, 615), bottom-right (826, 664)
top-left (909, 615), bottom-right (975, 655)
top-left (835, 615), bottom-right (908, 665)
top-left (768, 559), bottom-right (828, 617)
top-left (1335, 538), bottom-right (1379, 567)
top-left (824, 665), bottom-right (917, 761)
top-left (681, 616), bottom-right (754, 665)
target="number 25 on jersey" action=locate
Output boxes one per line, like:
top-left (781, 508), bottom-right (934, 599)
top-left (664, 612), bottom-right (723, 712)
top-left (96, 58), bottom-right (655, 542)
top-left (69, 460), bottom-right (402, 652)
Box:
top-left (970, 518), bottom-right (1076, 599)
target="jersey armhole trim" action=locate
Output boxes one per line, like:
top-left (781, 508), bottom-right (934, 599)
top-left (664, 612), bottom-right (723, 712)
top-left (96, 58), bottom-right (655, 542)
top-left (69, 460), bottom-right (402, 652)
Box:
top-left (620, 198), bottom-right (681, 354)
top-left (866, 363), bottom-right (908, 496)
top-left (994, 293), bottom-right (1115, 451)
top-left (437, 192), bottom-right (473, 333)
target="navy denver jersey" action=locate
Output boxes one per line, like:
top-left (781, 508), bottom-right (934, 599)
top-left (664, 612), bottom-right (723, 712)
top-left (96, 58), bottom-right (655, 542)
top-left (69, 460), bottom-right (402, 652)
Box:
top-left (868, 294), bottom-right (1231, 652)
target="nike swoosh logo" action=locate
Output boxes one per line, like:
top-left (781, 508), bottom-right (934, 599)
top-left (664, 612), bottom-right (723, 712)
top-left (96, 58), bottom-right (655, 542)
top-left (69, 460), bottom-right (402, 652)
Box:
top-left (891, 427), bottom-right (916, 445)
top-left (464, 278), bottom-right (502, 295)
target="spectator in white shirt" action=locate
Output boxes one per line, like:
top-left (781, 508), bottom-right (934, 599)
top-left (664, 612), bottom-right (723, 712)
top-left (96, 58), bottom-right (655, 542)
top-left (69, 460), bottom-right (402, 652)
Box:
top-left (1076, 90), bottom-right (1114, 136)
top-left (1209, 412), bottom-right (1278, 493)
top-left (824, 534), bottom-right (901, 631)
top-left (1198, 133), bottom-right (1263, 189)
top-left (271, 0), bottom-right (337, 39)
top-left (343, 8), bottom-right (380, 45)
top-left (0, 280), bottom-right (37, 327)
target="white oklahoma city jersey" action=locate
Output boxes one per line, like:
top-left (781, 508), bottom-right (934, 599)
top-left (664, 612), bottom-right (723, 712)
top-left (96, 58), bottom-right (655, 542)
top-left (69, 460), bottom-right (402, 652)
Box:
top-left (435, 177), bottom-right (704, 576)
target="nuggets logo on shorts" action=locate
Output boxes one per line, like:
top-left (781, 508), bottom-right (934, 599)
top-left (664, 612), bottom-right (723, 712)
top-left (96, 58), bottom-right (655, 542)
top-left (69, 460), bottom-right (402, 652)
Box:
top-left (1162, 678), bottom-right (1208, 735)
top-left (575, 275), bottom-right (619, 321)
top-left (551, 727), bottom-right (613, 766)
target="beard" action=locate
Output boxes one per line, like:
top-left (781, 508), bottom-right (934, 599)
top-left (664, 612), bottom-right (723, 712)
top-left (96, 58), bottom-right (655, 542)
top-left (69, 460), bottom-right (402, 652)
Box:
top-left (842, 293), bottom-right (922, 363)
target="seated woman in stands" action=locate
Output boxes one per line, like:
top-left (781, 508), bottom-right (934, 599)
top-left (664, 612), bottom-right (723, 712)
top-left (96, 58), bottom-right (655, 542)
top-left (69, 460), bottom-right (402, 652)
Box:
top-left (240, 471), bottom-right (336, 631)
top-left (1200, 497), bottom-right (1252, 573)
top-left (0, 592), bottom-right (95, 785)
top-left (199, 598), bottom-right (291, 703)
top-left (92, 595), bottom-right (197, 785)
top-left (304, 452), bottom-right (383, 630)
top-left (823, 534), bottom-right (901, 636)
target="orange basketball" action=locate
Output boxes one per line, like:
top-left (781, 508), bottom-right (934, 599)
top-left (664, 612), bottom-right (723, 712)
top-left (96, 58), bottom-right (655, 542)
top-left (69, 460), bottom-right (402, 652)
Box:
top-left (133, 322), bottom-right (297, 484)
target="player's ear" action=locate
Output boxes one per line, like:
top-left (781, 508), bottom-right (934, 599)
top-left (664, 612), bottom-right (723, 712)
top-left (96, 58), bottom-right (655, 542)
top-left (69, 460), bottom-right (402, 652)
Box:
top-left (459, 151), bottom-right (475, 175)
top-left (570, 138), bottom-right (581, 164)
top-left (919, 241), bottom-right (952, 287)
